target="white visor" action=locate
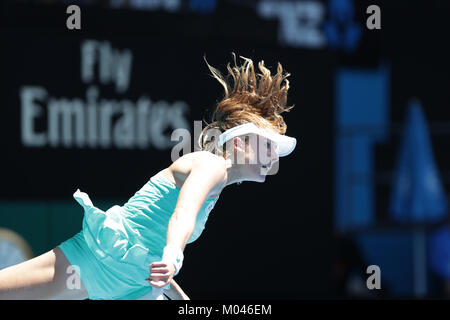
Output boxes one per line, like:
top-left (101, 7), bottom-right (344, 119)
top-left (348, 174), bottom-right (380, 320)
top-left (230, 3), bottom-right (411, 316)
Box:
top-left (217, 123), bottom-right (297, 157)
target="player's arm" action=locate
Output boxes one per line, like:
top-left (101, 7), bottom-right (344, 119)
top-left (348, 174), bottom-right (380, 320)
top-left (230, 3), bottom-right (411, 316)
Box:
top-left (148, 152), bottom-right (227, 288)
top-left (167, 152), bottom-right (226, 251)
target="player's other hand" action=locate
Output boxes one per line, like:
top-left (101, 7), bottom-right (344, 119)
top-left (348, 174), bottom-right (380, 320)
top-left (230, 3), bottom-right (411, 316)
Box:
top-left (146, 261), bottom-right (175, 288)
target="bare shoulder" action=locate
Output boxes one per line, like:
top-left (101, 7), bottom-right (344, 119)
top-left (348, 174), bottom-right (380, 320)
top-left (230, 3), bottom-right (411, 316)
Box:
top-left (165, 151), bottom-right (227, 188)
top-left (171, 151), bottom-right (225, 169)
top-left (192, 150), bottom-right (226, 166)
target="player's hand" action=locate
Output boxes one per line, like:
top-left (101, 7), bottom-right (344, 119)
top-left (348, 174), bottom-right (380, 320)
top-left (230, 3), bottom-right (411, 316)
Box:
top-left (146, 261), bottom-right (175, 288)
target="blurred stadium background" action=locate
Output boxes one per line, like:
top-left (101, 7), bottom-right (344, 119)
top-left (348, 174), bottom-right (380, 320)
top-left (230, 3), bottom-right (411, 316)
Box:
top-left (1, 0), bottom-right (450, 299)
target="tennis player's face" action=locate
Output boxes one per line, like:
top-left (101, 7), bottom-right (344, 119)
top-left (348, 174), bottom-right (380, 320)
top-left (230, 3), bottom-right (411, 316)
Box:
top-left (244, 134), bottom-right (279, 182)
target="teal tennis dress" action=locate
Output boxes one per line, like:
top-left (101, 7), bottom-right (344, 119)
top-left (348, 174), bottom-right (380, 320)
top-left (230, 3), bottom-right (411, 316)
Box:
top-left (58, 172), bottom-right (219, 300)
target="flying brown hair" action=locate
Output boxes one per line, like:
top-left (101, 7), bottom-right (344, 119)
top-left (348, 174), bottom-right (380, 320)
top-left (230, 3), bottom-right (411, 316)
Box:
top-left (198, 53), bottom-right (294, 156)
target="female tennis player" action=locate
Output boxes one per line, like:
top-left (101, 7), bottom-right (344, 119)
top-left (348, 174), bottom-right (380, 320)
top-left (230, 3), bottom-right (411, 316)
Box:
top-left (0, 54), bottom-right (296, 300)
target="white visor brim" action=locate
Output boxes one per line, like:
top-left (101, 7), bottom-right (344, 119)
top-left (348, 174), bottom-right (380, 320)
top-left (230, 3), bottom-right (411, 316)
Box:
top-left (217, 123), bottom-right (297, 157)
